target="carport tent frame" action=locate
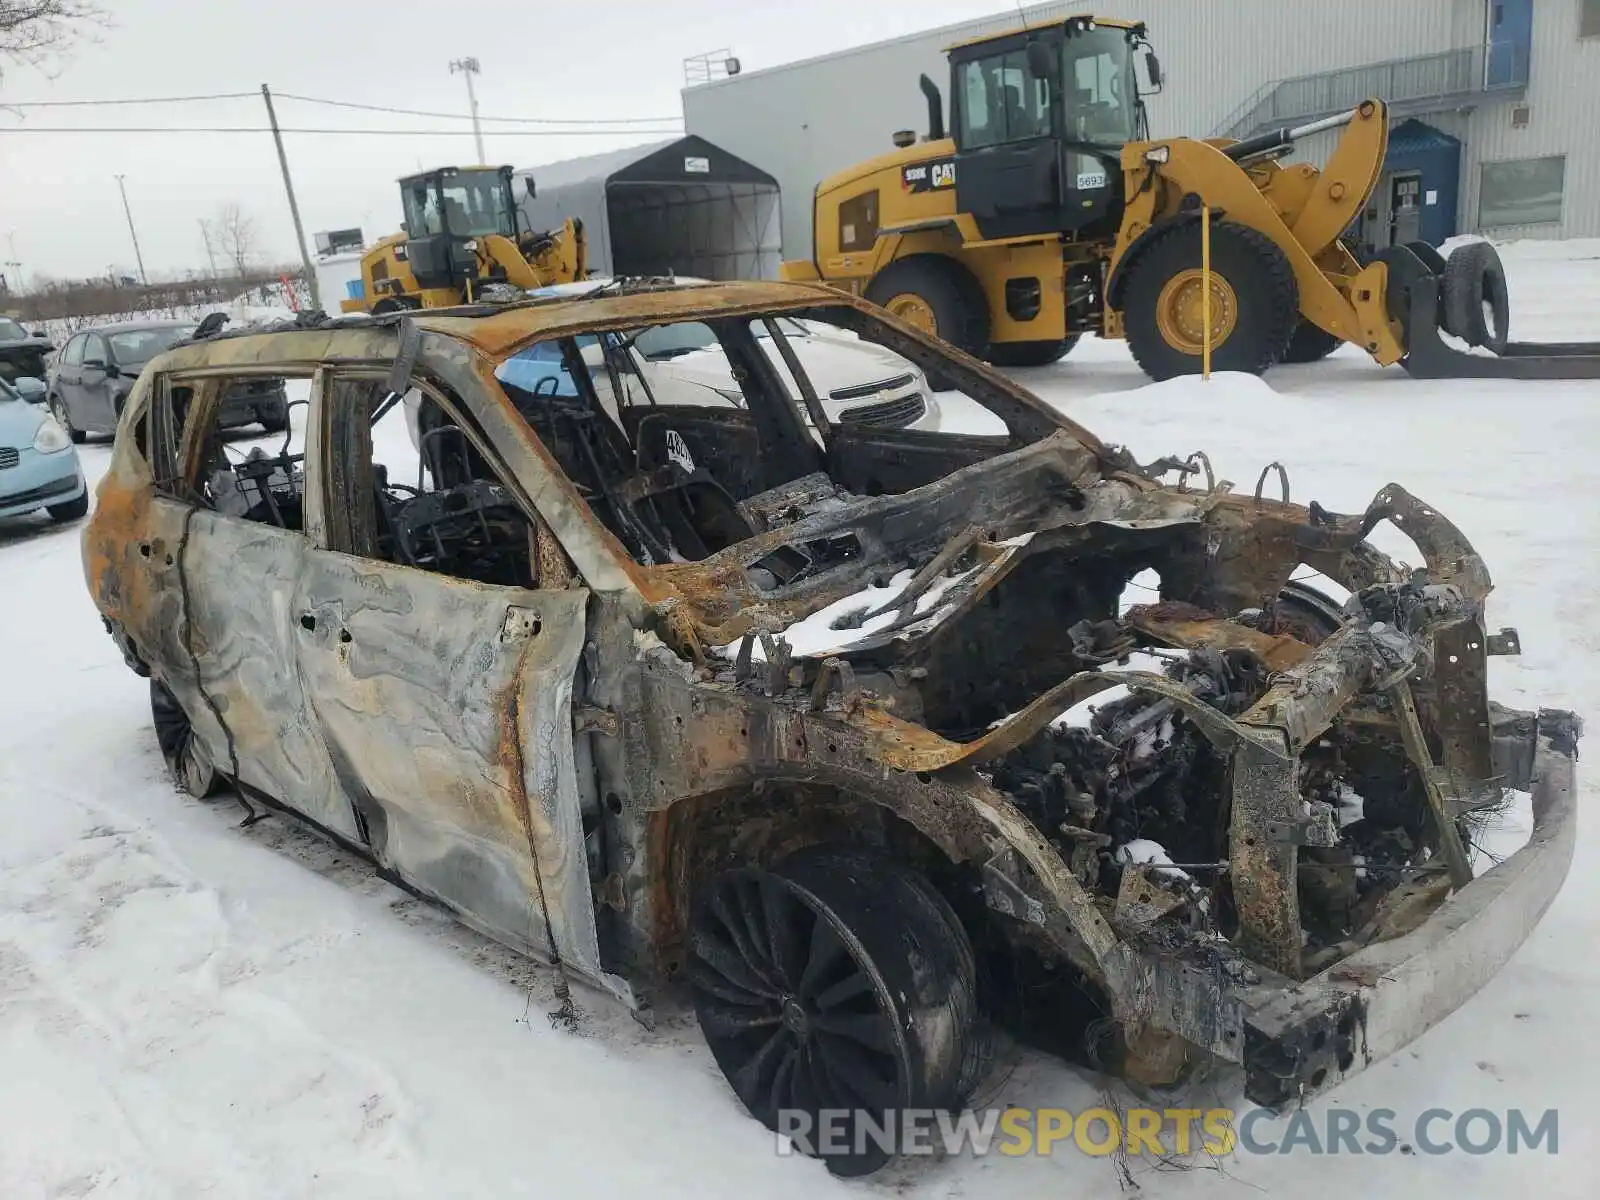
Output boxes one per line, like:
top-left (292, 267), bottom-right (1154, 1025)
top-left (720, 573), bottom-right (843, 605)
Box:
top-left (516, 136), bottom-right (782, 282)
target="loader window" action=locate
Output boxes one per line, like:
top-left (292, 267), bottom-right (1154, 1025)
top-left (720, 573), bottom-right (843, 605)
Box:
top-left (441, 172), bottom-right (516, 238)
top-left (958, 51), bottom-right (1053, 148)
top-left (1062, 28), bottom-right (1138, 144)
top-left (403, 182), bottom-right (443, 237)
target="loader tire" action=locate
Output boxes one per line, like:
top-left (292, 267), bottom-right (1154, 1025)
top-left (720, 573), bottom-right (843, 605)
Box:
top-left (1121, 221), bottom-right (1299, 380)
top-left (986, 336), bottom-right (1080, 367)
top-left (865, 256), bottom-right (991, 357)
top-left (1443, 241), bottom-right (1509, 354)
top-left (1279, 320), bottom-right (1342, 364)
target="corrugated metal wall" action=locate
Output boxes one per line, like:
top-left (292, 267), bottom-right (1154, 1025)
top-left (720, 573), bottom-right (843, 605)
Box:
top-left (683, 0), bottom-right (1464, 258)
top-left (682, 0), bottom-right (1596, 256)
top-left (1461, 3), bottom-right (1600, 238)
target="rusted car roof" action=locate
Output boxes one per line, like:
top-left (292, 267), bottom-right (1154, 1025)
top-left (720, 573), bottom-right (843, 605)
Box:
top-left (410, 280), bottom-right (871, 357)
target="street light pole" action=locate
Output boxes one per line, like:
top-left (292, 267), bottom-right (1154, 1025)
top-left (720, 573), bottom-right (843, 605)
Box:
top-left (114, 174), bottom-right (148, 285)
top-left (449, 57), bottom-right (487, 164)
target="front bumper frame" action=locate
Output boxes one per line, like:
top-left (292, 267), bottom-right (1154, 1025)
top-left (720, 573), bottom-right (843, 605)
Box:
top-left (1240, 711), bottom-right (1578, 1106)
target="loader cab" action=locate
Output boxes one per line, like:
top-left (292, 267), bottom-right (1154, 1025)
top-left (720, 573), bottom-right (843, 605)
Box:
top-left (949, 17), bottom-right (1150, 241)
top-left (398, 165), bottom-right (519, 292)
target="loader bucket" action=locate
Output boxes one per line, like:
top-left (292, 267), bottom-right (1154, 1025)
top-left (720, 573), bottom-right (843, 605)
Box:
top-left (1388, 244), bottom-right (1600, 380)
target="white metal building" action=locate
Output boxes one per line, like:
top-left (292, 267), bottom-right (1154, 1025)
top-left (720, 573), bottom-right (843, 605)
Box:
top-left (682, 0), bottom-right (1600, 266)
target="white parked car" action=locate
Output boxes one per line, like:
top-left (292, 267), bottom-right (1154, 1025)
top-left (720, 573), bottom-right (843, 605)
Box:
top-left (406, 283), bottom-right (940, 450)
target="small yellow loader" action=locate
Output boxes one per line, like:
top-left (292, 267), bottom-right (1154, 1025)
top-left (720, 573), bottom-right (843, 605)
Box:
top-left (782, 15), bottom-right (1600, 381)
top-left (342, 165), bottom-right (586, 315)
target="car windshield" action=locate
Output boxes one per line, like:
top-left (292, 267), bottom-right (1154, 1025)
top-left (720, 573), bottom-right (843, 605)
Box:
top-left (108, 327), bottom-right (195, 364)
top-left (0, 378), bottom-right (19, 401)
top-left (0, 318), bottom-right (27, 340)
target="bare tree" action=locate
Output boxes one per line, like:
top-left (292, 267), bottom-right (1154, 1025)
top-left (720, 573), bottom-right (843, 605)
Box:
top-left (214, 203), bottom-right (259, 276)
top-left (0, 2), bottom-right (104, 76)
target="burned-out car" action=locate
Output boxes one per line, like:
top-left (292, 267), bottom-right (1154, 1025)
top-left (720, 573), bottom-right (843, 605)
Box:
top-left (83, 281), bottom-right (1580, 1175)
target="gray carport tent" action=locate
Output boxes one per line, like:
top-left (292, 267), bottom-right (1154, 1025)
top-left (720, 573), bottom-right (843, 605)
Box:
top-left (514, 135), bottom-right (782, 281)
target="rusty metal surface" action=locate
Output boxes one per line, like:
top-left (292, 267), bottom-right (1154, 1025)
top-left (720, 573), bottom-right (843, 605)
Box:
top-left (79, 280), bottom-right (1579, 1098)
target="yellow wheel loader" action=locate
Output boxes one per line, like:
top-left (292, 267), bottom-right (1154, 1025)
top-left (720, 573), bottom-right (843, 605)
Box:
top-left (342, 165), bottom-right (586, 315)
top-left (782, 15), bottom-right (1600, 382)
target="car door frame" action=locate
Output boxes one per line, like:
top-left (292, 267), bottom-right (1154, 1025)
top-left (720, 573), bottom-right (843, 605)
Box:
top-left (78, 331), bottom-right (117, 433)
top-left (141, 366), bottom-right (365, 845)
top-left (53, 333), bottom-right (84, 426)
top-left (298, 363), bottom-right (633, 1007)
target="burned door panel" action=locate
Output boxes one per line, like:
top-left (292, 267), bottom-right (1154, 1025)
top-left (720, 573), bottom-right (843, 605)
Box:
top-left (292, 549), bottom-right (624, 997)
top-left (179, 510), bottom-right (361, 841)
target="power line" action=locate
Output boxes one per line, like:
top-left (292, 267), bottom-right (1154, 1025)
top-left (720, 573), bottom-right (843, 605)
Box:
top-left (0, 92), bottom-right (257, 107)
top-left (273, 91), bottom-right (682, 126)
top-left (0, 125), bottom-right (683, 136)
top-left (0, 90), bottom-right (682, 126)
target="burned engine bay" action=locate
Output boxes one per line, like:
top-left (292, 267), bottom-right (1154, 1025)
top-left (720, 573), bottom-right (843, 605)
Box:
top-left (635, 425), bottom-right (1549, 991)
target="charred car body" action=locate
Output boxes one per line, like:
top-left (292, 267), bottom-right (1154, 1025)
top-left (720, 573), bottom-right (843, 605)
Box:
top-left (83, 280), bottom-right (1579, 1175)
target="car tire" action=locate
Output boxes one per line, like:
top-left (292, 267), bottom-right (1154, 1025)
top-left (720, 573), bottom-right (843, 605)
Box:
top-left (1121, 220), bottom-right (1300, 381)
top-left (371, 297), bottom-right (418, 316)
top-left (46, 491), bottom-right (89, 522)
top-left (688, 844), bottom-right (979, 1177)
top-left (150, 679), bottom-right (222, 799)
top-left (1443, 241), bottom-right (1510, 354)
top-left (865, 256), bottom-right (991, 357)
top-left (986, 336), bottom-right (1080, 367)
top-left (50, 395), bottom-right (86, 444)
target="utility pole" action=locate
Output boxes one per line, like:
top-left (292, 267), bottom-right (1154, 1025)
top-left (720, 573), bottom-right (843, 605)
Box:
top-left (114, 175), bottom-right (148, 285)
top-left (449, 57), bottom-right (487, 164)
top-left (260, 83), bottom-right (322, 312)
top-left (3, 232), bottom-right (21, 295)
top-left (198, 219), bottom-right (219, 279)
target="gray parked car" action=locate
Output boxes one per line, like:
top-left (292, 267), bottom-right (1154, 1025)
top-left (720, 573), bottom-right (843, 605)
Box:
top-left (47, 320), bottom-right (288, 442)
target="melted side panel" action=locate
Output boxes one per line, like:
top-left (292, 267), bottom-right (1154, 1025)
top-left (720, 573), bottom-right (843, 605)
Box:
top-left (180, 510), bottom-right (361, 842)
top-left (293, 551), bottom-right (609, 987)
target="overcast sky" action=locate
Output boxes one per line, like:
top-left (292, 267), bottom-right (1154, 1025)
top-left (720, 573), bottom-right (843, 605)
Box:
top-left (0, 0), bottom-right (1006, 283)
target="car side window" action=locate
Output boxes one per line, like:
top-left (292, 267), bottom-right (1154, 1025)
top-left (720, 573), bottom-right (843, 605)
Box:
top-left (83, 334), bottom-right (108, 366)
top-left (325, 373), bottom-right (574, 589)
top-left (151, 373), bottom-right (311, 532)
top-left (60, 335), bottom-right (84, 367)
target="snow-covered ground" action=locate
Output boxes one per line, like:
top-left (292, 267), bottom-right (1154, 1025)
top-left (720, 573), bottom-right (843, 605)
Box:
top-left (3, 241), bottom-right (1598, 1198)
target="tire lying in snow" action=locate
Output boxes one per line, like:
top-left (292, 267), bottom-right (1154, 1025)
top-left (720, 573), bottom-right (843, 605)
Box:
top-left (1443, 240), bottom-right (1510, 354)
top-left (1121, 220), bottom-right (1300, 380)
top-left (687, 844), bottom-right (979, 1176)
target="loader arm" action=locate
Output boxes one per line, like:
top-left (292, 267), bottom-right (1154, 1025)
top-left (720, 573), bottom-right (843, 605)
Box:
top-left (1288, 100), bottom-right (1389, 259)
top-left (480, 218), bottom-right (587, 290)
top-left (1113, 107), bottom-right (1405, 365)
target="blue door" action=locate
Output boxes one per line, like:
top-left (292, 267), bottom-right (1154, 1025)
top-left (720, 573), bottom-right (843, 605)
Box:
top-left (1487, 0), bottom-right (1532, 87)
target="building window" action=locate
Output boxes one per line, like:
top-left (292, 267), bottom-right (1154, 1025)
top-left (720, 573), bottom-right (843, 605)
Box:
top-left (1582, 0), bottom-right (1600, 39)
top-left (1478, 155), bottom-right (1565, 227)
